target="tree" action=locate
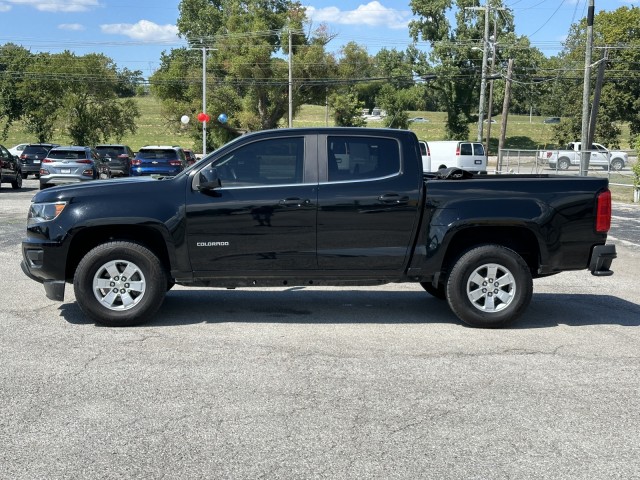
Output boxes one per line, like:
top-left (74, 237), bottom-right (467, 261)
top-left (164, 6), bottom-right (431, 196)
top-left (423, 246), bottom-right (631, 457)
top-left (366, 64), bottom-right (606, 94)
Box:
top-left (409, 0), bottom-right (516, 139)
top-left (329, 92), bottom-right (366, 127)
top-left (377, 84), bottom-right (411, 129)
top-left (152, 0), bottom-right (333, 149)
top-left (0, 44), bottom-right (31, 140)
top-left (557, 6), bottom-right (640, 147)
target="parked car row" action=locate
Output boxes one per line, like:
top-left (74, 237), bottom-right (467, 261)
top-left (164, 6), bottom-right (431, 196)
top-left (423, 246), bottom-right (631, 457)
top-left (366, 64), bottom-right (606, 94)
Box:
top-left (2, 142), bottom-right (198, 191)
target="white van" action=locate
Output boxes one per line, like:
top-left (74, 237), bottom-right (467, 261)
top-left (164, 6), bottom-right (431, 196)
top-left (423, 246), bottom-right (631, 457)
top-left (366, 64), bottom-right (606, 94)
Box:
top-left (426, 140), bottom-right (487, 174)
top-left (418, 140), bottom-right (431, 172)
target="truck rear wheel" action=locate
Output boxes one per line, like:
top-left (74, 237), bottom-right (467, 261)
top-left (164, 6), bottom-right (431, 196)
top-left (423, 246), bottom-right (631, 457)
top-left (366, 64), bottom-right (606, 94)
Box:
top-left (73, 241), bottom-right (167, 327)
top-left (557, 157), bottom-right (570, 170)
top-left (446, 245), bottom-right (532, 328)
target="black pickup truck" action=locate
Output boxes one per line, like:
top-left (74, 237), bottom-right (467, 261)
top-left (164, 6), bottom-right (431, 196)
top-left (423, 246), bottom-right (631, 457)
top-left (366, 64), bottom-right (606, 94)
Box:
top-left (21, 128), bottom-right (616, 328)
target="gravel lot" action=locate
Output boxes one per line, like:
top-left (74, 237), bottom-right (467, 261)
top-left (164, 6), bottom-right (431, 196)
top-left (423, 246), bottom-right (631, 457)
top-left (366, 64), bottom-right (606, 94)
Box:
top-left (1, 179), bottom-right (639, 479)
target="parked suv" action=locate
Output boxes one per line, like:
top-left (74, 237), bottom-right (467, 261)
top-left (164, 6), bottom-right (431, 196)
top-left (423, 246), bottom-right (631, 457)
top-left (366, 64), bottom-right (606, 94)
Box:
top-left (95, 144), bottom-right (134, 177)
top-left (130, 145), bottom-right (187, 176)
top-left (19, 143), bottom-right (59, 179)
top-left (0, 144), bottom-right (22, 189)
top-left (39, 146), bottom-right (110, 190)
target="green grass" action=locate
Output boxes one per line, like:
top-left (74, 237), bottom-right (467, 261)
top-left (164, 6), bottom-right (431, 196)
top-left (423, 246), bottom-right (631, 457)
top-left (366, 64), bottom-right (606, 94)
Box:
top-left (3, 97), bottom-right (635, 153)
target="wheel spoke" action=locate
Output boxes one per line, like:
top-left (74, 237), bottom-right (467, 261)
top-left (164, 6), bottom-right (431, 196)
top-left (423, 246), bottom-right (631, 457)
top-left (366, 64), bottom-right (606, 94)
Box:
top-left (120, 292), bottom-right (136, 308)
top-left (95, 278), bottom-right (112, 289)
top-left (496, 289), bottom-right (513, 304)
top-left (121, 263), bottom-right (138, 280)
top-left (127, 281), bottom-right (145, 293)
top-left (470, 272), bottom-right (485, 286)
top-left (105, 263), bottom-right (120, 279)
top-left (100, 290), bottom-right (119, 307)
top-left (484, 294), bottom-right (496, 311)
top-left (469, 287), bottom-right (485, 302)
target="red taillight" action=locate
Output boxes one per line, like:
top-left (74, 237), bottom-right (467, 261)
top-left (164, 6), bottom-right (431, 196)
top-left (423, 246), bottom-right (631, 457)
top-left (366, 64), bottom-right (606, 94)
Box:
top-left (42, 158), bottom-right (53, 163)
top-left (427, 145), bottom-right (431, 156)
top-left (596, 189), bottom-right (612, 233)
top-left (131, 159), bottom-right (141, 166)
top-left (168, 160), bottom-right (182, 166)
top-left (546, 151), bottom-right (552, 158)
top-left (82, 169), bottom-right (94, 177)
top-left (20, 154), bottom-right (27, 160)
top-left (77, 159), bottom-right (92, 164)
top-left (455, 146), bottom-right (460, 156)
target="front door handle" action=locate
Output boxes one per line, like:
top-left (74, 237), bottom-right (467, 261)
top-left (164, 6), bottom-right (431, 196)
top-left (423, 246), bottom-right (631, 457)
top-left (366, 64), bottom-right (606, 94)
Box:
top-left (378, 193), bottom-right (409, 205)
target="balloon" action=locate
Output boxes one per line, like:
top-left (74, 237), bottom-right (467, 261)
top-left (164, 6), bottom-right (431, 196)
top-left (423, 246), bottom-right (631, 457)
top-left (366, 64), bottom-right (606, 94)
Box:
top-left (197, 112), bottom-right (206, 122)
top-left (218, 113), bottom-right (228, 124)
top-left (204, 113), bottom-right (211, 123)
top-left (180, 115), bottom-right (190, 124)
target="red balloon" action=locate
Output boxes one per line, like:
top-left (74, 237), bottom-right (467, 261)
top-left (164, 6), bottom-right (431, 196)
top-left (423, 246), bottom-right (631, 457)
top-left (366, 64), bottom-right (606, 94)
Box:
top-left (197, 112), bottom-right (206, 122)
top-left (204, 114), bottom-right (211, 122)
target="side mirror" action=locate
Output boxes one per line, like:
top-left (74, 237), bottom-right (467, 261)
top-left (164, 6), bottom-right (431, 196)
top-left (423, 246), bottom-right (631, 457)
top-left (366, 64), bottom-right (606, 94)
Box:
top-left (197, 166), bottom-right (222, 191)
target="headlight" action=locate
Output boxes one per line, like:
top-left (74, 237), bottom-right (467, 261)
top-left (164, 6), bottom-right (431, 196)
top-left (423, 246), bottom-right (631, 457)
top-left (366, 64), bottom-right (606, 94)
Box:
top-left (28, 201), bottom-right (67, 223)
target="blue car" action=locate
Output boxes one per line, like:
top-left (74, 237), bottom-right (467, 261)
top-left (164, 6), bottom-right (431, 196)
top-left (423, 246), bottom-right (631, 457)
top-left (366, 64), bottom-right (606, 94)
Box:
top-left (130, 145), bottom-right (187, 177)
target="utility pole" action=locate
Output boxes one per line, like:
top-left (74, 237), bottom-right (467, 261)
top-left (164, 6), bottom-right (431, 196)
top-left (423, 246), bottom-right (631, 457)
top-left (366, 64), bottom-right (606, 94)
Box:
top-left (467, 2), bottom-right (504, 143)
top-left (498, 58), bottom-right (514, 172)
top-left (588, 49), bottom-right (609, 149)
top-left (580, 0), bottom-right (595, 176)
top-left (485, 19), bottom-right (498, 158)
top-left (288, 26), bottom-right (293, 128)
top-left (193, 43), bottom-right (217, 156)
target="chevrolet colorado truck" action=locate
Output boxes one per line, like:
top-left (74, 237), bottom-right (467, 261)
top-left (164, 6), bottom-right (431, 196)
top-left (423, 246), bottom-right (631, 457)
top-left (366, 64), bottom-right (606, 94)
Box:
top-left (21, 128), bottom-right (616, 328)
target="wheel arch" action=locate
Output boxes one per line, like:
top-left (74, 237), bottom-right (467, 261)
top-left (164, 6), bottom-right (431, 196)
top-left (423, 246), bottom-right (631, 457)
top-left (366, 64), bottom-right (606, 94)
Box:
top-left (440, 226), bottom-right (541, 278)
top-left (65, 225), bottom-right (173, 282)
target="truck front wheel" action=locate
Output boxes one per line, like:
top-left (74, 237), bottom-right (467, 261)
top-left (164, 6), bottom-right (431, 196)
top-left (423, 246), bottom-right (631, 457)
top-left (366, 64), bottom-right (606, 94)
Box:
top-left (446, 245), bottom-right (532, 328)
top-left (73, 241), bottom-right (167, 327)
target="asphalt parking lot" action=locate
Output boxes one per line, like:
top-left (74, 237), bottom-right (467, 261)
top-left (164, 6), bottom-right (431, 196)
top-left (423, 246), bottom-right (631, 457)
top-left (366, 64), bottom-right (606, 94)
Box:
top-left (1, 179), bottom-right (639, 479)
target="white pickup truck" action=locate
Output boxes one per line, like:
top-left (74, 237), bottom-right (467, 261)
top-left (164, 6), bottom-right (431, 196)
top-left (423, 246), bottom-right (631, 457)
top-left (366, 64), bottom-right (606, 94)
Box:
top-left (539, 142), bottom-right (628, 171)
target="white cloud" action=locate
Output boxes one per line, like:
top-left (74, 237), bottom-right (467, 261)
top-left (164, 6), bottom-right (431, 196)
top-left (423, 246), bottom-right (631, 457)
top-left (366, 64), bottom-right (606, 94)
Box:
top-left (58, 23), bottom-right (85, 31)
top-left (6, 0), bottom-right (99, 13)
top-left (306, 1), bottom-right (411, 30)
top-left (0, 3), bottom-right (12, 12)
top-left (101, 19), bottom-right (179, 43)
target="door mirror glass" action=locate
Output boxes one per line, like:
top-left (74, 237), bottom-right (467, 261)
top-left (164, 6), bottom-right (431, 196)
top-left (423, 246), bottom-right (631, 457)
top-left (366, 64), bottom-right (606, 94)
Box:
top-left (197, 165), bottom-right (222, 190)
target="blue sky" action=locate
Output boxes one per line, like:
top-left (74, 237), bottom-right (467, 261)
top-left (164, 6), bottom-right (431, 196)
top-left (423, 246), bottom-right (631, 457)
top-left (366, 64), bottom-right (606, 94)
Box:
top-left (0, 0), bottom-right (637, 78)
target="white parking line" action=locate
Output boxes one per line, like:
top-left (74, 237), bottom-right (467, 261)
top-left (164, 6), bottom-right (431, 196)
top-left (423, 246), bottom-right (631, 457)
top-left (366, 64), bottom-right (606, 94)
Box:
top-left (606, 235), bottom-right (640, 248)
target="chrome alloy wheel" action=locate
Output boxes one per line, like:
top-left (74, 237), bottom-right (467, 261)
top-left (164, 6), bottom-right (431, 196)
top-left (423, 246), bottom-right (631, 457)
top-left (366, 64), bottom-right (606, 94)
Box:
top-left (92, 259), bottom-right (146, 311)
top-left (466, 263), bottom-right (516, 313)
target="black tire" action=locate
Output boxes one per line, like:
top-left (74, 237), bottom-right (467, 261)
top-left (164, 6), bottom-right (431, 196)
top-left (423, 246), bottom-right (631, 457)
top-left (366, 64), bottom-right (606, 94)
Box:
top-left (610, 158), bottom-right (624, 171)
top-left (446, 245), bottom-right (533, 328)
top-left (557, 157), bottom-right (570, 170)
top-left (73, 241), bottom-right (167, 327)
top-left (39, 183), bottom-right (49, 190)
top-left (11, 173), bottom-right (23, 189)
top-left (21, 172), bottom-right (28, 179)
top-left (420, 281), bottom-right (446, 300)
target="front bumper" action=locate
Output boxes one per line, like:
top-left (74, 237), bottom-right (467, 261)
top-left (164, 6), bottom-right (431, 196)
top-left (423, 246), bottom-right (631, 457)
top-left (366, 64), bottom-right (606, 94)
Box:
top-left (589, 244), bottom-right (616, 276)
top-left (21, 260), bottom-right (66, 300)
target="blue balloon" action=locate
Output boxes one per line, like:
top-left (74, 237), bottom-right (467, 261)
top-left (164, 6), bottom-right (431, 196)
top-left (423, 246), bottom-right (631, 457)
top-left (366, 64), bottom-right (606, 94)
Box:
top-left (218, 113), bottom-right (228, 124)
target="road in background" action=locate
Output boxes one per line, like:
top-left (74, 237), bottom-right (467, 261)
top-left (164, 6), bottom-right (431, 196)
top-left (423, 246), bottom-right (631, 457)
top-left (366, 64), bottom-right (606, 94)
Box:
top-left (1, 179), bottom-right (639, 479)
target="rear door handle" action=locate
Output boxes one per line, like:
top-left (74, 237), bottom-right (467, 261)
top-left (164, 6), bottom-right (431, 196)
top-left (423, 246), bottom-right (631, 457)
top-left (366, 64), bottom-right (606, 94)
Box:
top-left (378, 193), bottom-right (409, 205)
top-left (279, 197), bottom-right (311, 207)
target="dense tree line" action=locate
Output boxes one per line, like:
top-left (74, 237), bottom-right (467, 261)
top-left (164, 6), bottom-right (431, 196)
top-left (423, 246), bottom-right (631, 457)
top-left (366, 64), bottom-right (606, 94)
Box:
top-left (0, 44), bottom-right (142, 145)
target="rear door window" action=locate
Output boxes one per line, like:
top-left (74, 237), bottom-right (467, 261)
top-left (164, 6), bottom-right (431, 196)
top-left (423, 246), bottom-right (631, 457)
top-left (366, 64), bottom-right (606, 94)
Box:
top-left (327, 136), bottom-right (400, 182)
